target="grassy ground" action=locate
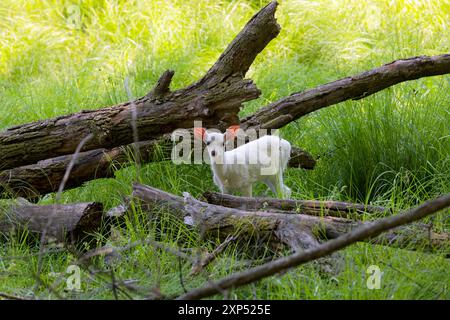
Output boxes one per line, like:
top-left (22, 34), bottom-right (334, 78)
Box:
top-left (0, 0), bottom-right (449, 299)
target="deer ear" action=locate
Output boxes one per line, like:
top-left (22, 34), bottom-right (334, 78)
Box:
top-left (225, 125), bottom-right (240, 140)
top-left (194, 127), bottom-right (206, 141)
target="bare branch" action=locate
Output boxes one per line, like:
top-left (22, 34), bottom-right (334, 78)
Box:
top-left (202, 1), bottom-right (280, 86)
top-left (129, 184), bottom-right (448, 254)
top-left (148, 70), bottom-right (175, 98)
top-left (77, 239), bottom-right (196, 265)
top-left (241, 54), bottom-right (450, 130)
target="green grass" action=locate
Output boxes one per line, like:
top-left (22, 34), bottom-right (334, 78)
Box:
top-left (0, 0), bottom-right (449, 299)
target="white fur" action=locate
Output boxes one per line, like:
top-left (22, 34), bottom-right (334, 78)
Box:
top-left (199, 130), bottom-right (291, 198)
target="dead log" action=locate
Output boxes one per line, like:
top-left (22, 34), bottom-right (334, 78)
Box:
top-left (241, 54), bottom-right (450, 130)
top-left (183, 193), bottom-right (448, 252)
top-left (178, 193), bottom-right (450, 300)
top-left (0, 1), bottom-right (280, 170)
top-left (0, 136), bottom-right (173, 199)
top-left (287, 146), bottom-right (316, 169)
top-left (3, 2), bottom-right (448, 202)
top-left (0, 133), bottom-right (315, 199)
top-left (0, 201), bottom-right (105, 244)
top-left (129, 184), bottom-right (449, 253)
top-left (202, 191), bottom-right (387, 217)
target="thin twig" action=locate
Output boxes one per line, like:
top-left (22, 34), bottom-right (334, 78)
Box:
top-left (77, 239), bottom-right (195, 265)
top-left (56, 134), bottom-right (94, 200)
top-left (190, 235), bottom-right (237, 276)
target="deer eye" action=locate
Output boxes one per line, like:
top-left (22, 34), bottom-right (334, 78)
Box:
top-left (206, 141), bottom-right (211, 146)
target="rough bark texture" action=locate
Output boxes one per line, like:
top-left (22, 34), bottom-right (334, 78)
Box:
top-left (203, 191), bottom-right (387, 217)
top-left (0, 131), bottom-right (316, 199)
top-left (288, 146), bottom-right (316, 169)
top-left (0, 1), bottom-right (315, 200)
top-left (241, 54), bottom-right (450, 130)
top-left (0, 202), bottom-right (105, 243)
top-left (178, 193), bottom-right (450, 300)
top-left (0, 135), bottom-right (173, 199)
top-left (129, 184), bottom-right (449, 253)
top-left (0, 2), bottom-right (280, 170)
top-left (184, 193), bottom-right (449, 252)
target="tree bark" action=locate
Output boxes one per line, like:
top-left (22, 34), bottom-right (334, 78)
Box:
top-left (0, 202), bottom-right (105, 244)
top-left (0, 133), bottom-right (316, 199)
top-left (288, 146), bottom-right (316, 169)
top-left (177, 193), bottom-right (450, 300)
top-left (202, 191), bottom-right (387, 217)
top-left (0, 1), bottom-right (280, 171)
top-left (128, 184), bottom-right (449, 253)
top-left (0, 136), bottom-right (173, 199)
top-left (241, 54), bottom-right (450, 130)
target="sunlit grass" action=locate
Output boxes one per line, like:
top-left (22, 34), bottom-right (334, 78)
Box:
top-left (0, 0), bottom-right (449, 299)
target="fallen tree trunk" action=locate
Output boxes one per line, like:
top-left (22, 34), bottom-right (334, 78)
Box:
top-left (184, 192), bottom-right (449, 252)
top-left (0, 202), bottom-right (105, 244)
top-left (128, 184), bottom-right (449, 253)
top-left (0, 137), bottom-right (173, 199)
top-left (0, 135), bottom-right (315, 200)
top-left (178, 193), bottom-right (450, 300)
top-left (241, 54), bottom-right (450, 130)
top-left (202, 191), bottom-right (388, 217)
top-left (0, 2), bottom-right (280, 170)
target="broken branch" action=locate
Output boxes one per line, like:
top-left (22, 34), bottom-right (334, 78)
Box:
top-left (241, 54), bottom-right (450, 130)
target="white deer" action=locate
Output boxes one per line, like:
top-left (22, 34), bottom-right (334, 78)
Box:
top-left (194, 125), bottom-right (291, 198)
